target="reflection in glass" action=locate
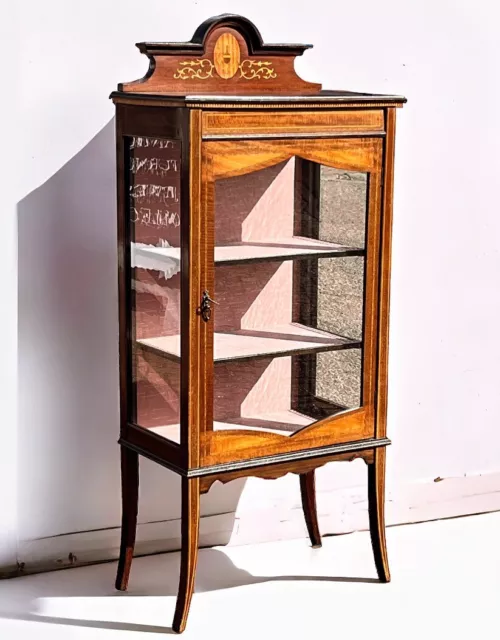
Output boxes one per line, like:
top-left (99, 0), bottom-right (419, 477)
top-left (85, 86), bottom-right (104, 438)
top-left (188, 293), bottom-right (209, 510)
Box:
top-left (127, 136), bottom-right (182, 443)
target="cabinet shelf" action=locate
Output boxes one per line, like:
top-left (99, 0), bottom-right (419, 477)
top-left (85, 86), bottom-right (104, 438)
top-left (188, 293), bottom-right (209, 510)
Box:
top-left (148, 409), bottom-right (316, 444)
top-left (132, 236), bottom-right (363, 273)
top-left (138, 323), bottom-right (360, 363)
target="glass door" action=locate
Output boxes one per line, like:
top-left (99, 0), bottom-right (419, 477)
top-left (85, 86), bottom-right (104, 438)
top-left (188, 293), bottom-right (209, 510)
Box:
top-left (201, 138), bottom-right (383, 465)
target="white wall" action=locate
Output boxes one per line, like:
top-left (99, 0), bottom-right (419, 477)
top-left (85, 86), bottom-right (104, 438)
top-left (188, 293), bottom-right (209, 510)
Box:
top-left (2, 0), bottom-right (500, 572)
top-left (0, 4), bottom-right (20, 571)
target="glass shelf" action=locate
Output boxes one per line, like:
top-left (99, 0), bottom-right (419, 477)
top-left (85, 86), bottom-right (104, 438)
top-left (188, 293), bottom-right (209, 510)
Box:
top-left (138, 323), bottom-right (360, 363)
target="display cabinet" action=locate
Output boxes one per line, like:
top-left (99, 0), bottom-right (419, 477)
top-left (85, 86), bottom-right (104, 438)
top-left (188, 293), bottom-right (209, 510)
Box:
top-left (111, 14), bottom-right (405, 633)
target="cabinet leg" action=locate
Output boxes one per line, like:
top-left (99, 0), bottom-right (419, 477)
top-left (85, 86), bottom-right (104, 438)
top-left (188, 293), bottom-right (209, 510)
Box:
top-left (368, 447), bottom-right (391, 582)
top-left (299, 470), bottom-right (322, 548)
top-left (115, 446), bottom-right (139, 591)
top-left (172, 477), bottom-right (200, 634)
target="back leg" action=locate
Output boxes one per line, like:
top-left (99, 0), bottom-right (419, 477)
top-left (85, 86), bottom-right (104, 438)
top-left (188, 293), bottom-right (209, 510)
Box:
top-left (299, 470), bottom-right (322, 548)
top-left (368, 447), bottom-right (391, 582)
top-left (115, 446), bottom-right (139, 591)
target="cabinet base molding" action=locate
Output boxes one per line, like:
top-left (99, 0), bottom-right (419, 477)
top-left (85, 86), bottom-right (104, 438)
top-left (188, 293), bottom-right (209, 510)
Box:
top-left (120, 436), bottom-right (391, 478)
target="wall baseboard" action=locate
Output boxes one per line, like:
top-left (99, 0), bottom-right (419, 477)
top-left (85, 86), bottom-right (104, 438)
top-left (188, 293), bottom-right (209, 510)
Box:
top-left (2, 471), bottom-right (499, 578)
top-left (232, 471), bottom-right (500, 546)
top-left (4, 512), bottom-right (235, 578)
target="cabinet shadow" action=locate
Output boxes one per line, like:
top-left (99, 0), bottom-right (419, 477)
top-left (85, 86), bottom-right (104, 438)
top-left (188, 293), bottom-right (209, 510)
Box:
top-left (16, 119), bottom-right (245, 556)
top-left (0, 546), bottom-right (378, 634)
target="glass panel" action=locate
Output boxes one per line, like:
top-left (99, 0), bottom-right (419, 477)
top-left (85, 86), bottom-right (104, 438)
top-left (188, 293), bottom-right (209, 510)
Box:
top-left (126, 136), bottom-right (182, 444)
top-left (211, 157), bottom-right (367, 437)
top-left (317, 165), bottom-right (366, 248)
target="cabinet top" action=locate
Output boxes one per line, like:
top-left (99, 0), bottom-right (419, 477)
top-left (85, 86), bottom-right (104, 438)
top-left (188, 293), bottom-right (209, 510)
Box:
top-left (111, 14), bottom-right (406, 107)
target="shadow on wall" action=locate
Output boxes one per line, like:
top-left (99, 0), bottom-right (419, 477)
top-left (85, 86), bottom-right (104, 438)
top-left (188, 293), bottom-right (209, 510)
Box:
top-left (17, 119), bottom-right (245, 555)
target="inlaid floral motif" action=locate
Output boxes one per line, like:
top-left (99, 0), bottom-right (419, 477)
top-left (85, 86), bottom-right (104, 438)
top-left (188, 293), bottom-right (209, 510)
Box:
top-left (173, 59), bottom-right (215, 80)
top-left (174, 58), bottom-right (277, 80)
top-left (239, 60), bottom-right (277, 80)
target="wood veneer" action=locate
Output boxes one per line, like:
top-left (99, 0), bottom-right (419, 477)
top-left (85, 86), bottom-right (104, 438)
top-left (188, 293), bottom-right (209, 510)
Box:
top-left (202, 109), bottom-right (385, 138)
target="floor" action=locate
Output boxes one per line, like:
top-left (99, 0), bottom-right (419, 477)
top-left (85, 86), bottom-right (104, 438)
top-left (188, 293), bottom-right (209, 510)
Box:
top-left (0, 512), bottom-right (498, 639)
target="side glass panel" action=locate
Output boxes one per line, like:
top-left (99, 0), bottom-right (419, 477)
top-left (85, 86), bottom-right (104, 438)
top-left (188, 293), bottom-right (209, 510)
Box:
top-left (126, 136), bottom-right (182, 443)
top-left (212, 158), bottom-right (367, 436)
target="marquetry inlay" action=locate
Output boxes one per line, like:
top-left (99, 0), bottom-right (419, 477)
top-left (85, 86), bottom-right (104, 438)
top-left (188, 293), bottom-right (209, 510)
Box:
top-left (214, 33), bottom-right (241, 79)
top-left (174, 31), bottom-right (277, 82)
top-left (173, 59), bottom-right (215, 80)
top-left (174, 55), bottom-right (277, 81)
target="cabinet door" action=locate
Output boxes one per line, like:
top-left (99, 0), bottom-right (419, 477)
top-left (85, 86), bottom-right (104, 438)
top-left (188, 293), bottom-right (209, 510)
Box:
top-left (124, 135), bottom-right (185, 446)
top-left (199, 138), bottom-right (383, 466)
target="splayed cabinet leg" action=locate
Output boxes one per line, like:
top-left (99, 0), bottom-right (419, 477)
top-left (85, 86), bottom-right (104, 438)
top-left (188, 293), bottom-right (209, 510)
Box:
top-left (368, 447), bottom-right (391, 582)
top-left (172, 477), bottom-right (201, 634)
top-left (115, 445), bottom-right (139, 591)
top-left (299, 470), bottom-right (322, 548)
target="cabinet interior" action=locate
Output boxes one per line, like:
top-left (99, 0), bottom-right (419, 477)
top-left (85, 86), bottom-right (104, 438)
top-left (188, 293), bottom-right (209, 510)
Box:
top-left (130, 144), bottom-right (367, 444)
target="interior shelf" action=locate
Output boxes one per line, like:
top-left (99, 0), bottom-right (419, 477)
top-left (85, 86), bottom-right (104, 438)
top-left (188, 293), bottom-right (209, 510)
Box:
top-left (132, 236), bottom-right (363, 272)
top-left (147, 409), bottom-right (316, 444)
top-left (138, 323), bottom-right (360, 363)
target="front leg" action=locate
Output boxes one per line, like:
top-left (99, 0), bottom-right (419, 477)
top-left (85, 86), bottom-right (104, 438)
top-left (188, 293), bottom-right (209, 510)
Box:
top-left (172, 477), bottom-right (201, 633)
top-left (368, 447), bottom-right (391, 582)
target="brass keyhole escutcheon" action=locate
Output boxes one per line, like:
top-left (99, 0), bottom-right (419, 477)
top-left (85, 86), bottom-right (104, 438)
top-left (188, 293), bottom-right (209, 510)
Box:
top-left (197, 290), bottom-right (218, 323)
top-left (214, 32), bottom-right (240, 79)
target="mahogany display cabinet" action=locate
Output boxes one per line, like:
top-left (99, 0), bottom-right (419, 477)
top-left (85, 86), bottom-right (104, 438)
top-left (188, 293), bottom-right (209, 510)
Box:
top-left (111, 14), bottom-right (406, 633)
